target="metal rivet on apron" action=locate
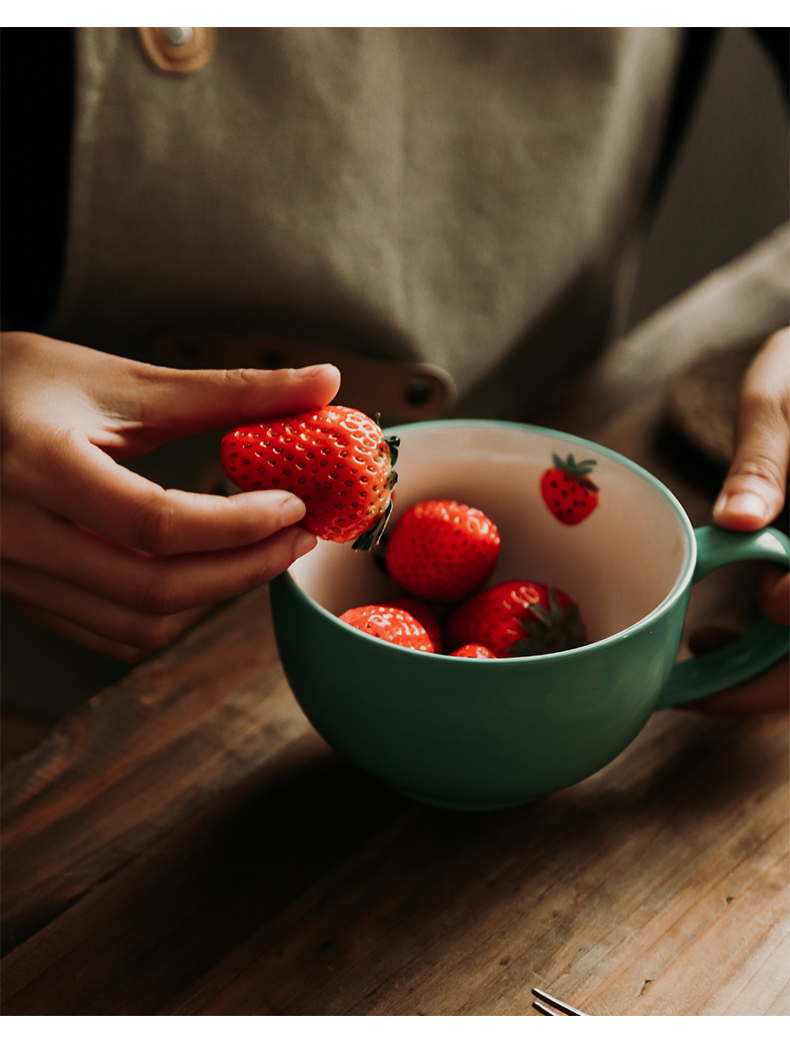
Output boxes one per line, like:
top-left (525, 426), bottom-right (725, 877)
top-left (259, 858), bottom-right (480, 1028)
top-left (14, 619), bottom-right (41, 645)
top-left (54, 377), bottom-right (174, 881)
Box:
top-left (138, 27), bottom-right (216, 73)
top-left (162, 27), bottom-right (194, 47)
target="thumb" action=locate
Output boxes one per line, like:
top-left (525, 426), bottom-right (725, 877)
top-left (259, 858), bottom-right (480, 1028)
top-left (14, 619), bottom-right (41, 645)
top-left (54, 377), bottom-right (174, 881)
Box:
top-left (713, 329), bottom-right (790, 532)
top-left (130, 362), bottom-right (342, 440)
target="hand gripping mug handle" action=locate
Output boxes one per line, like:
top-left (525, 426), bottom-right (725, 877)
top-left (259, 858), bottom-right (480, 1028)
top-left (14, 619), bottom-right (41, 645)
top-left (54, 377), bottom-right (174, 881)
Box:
top-left (657, 525), bottom-right (790, 709)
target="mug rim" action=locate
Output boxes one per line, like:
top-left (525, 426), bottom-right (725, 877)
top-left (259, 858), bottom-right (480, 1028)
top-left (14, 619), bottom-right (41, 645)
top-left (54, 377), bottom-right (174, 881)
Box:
top-left (283, 418), bottom-right (698, 663)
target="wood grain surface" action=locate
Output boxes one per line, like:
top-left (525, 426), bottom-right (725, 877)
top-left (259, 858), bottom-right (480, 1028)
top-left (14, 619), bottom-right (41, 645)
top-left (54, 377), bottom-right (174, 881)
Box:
top-left (1, 580), bottom-right (787, 1015)
top-left (1, 587), bottom-right (311, 956)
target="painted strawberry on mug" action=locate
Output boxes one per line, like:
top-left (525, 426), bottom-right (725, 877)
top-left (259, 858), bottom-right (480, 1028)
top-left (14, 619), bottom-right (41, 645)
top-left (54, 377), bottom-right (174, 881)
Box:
top-left (540, 453), bottom-right (599, 525)
top-left (220, 406), bottom-right (398, 550)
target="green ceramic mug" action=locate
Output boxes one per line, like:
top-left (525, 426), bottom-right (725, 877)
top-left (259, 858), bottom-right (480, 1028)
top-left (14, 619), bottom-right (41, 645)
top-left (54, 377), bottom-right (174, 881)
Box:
top-left (270, 421), bottom-right (789, 810)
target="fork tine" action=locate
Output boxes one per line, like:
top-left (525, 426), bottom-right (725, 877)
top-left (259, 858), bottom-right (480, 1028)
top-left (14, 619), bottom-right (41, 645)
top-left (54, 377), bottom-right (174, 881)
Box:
top-left (531, 987), bottom-right (587, 1016)
top-left (532, 1000), bottom-right (563, 1016)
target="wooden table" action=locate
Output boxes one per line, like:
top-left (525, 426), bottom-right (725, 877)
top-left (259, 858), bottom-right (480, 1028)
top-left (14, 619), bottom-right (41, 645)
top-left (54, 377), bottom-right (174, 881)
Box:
top-left (1, 396), bottom-right (788, 1016)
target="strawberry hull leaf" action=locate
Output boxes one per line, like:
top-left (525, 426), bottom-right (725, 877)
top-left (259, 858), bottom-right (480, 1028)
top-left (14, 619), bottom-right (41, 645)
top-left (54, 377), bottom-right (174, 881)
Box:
top-left (351, 500), bottom-right (393, 552)
top-left (524, 601), bottom-right (553, 628)
top-left (507, 636), bottom-right (556, 657)
top-left (386, 435), bottom-right (400, 470)
top-left (349, 427), bottom-right (399, 551)
top-left (551, 453), bottom-right (599, 490)
top-left (551, 452), bottom-right (597, 474)
top-left (507, 590), bottom-right (587, 657)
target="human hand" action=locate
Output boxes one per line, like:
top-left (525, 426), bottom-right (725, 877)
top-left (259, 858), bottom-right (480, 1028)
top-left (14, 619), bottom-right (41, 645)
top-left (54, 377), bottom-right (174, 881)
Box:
top-left (1, 332), bottom-right (341, 662)
top-left (687, 327), bottom-right (789, 715)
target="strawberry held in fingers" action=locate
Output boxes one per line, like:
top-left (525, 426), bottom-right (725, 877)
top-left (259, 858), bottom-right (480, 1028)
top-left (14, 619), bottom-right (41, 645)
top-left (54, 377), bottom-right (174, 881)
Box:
top-left (541, 453), bottom-right (599, 525)
top-left (447, 580), bottom-right (587, 658)
top-left (339, 605), bottom-right (435, 652)
top-left (220, 406), bottom-right (398, 549)
top-left (384, 499), bottom-right (501, 602)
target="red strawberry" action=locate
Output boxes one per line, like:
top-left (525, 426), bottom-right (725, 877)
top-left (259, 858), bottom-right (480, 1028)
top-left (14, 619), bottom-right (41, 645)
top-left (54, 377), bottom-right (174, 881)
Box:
top-left (339, 605), bottom-right (434, 652)
top-left (446, 580), bottom-right (586, 658)
top-left (220, 406), bottom-right (398, 549)
top-left (384, 499), bottom-right (501, 602)
top-left (450, 643), bottom-right (498, 659)
top-left (385, 597), bottom-right (444, 654)
top-left (540, 453), bottom-right (599, 525)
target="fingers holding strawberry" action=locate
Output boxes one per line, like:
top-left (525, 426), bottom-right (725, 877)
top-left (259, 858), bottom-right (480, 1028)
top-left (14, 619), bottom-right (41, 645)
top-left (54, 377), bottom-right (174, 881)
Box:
top-left (2, 333), bottom-right (342, 554)
top-left (0, 331), bottom-right (340, 660)
top-left (219, 406), bottom-right (399, 549)
top-left (4, 483), bottom-right (315, 604)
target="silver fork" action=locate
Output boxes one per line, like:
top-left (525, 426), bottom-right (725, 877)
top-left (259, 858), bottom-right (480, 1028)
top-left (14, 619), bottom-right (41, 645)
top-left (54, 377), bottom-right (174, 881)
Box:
top-left (532, 987), bottom-right (588, 1016)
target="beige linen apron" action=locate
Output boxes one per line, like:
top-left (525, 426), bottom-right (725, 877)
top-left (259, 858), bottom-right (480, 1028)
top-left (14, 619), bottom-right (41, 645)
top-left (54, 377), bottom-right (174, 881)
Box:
top-left (46, 27), bottom-right (688, 423)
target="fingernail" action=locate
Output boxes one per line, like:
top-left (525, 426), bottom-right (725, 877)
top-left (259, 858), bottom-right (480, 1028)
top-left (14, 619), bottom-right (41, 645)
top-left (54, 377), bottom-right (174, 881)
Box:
top-left (293, 529), bottom-right (317, 558)
top-left (295, 363), bottom-right (340, 380)
top-left (278, 492), bottom-right (306, 523)
top-left (714, 491), bottom-right (768, 520)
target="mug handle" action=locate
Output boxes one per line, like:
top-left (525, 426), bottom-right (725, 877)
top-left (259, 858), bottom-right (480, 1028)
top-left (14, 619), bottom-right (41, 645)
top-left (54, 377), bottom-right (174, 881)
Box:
top-left (656, 525), bottom-right (790, 709)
